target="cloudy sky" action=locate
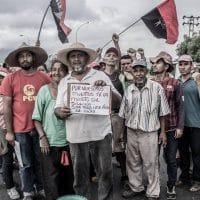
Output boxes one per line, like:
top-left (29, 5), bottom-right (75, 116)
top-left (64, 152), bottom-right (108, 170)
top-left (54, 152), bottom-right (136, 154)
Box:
top-left (0, 0), bottom-right (199, 62)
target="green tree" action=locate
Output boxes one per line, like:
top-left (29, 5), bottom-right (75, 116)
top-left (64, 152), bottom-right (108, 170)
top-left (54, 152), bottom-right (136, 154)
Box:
top-left (176, 33), bottom-right (200, 62)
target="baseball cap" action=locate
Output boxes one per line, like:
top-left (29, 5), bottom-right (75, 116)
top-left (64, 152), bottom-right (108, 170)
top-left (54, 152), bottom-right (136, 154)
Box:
top-left (178, 55), bottom-right (193, 62)
top-left (132, 59), bottom-right (147, 68)
top-left (105, 47), bottom-right (119, 57)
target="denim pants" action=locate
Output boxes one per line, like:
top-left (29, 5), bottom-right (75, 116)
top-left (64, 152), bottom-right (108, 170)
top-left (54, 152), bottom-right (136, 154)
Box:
top-left (69, 134), bottom-right (113, 200)
top-left (2, 144), bottom-right (14, 189)
top-left (178, 127), bottom-right (200, 182)
top-left (41, 146), bottom-right (74, 200)
top-left (15, 129), bottom-right (44, 196)
top-left (164, 131), bottom-right (178, 187)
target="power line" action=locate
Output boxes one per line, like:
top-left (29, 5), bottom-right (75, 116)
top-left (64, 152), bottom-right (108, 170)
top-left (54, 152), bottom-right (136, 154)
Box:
top-left (182, 15), bottom-right (200, 37)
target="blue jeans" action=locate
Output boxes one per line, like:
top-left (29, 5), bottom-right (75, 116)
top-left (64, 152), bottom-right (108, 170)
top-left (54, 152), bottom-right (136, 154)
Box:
top-left (69, 134), bottom-right (113, 200)
top-left (2, 144), bottom-right (15, 189)
top-left (15, 129), bottom-right (43, 195)
top-left (164, 131), bottom-right (178, 187)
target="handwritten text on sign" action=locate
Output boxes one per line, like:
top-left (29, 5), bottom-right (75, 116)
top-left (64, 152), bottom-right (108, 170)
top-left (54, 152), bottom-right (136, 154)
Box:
top-left (69, 84), bottom-right (111, 115)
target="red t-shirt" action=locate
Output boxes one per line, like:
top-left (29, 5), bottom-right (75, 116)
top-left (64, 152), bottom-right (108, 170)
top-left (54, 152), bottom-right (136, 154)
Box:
top-left (1, 70), bottom-right (51, 133)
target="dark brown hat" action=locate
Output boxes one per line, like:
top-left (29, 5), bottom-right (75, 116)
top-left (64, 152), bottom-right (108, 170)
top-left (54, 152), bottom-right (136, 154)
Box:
top-left (150, 51), bottom-right (174, 72)
top-left (5, 42), bottom-right (48, 67)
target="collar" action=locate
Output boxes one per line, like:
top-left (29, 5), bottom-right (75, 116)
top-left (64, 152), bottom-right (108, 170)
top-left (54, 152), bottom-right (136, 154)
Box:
top-left (130, 79), bottom-right (152, 91)
top-left (178, 75), bottom-right (193, 83)
top-left (66, 68), bottom-right (97, 81)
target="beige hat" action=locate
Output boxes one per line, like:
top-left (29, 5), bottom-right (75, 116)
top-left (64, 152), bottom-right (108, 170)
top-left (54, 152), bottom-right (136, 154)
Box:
top-left (57, 42), bottom-right (98, 66)
top-left (5, 42), bottom-right (48, 67)
top-left (150, 51), bottom-right (174, 72)
top-left (178, 55), bottom-right (193, 62)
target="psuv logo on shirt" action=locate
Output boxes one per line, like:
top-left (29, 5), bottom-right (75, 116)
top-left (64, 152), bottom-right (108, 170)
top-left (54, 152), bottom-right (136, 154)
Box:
top-left (23, 84), bottom-right (36, 101)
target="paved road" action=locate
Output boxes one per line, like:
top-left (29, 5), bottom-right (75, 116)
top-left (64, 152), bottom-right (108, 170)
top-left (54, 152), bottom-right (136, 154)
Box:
top-left (0, 153), bottom-right (200, 200)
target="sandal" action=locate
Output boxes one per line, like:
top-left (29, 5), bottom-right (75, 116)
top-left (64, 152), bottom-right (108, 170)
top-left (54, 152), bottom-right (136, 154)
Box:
top-left (190, 183), bottom-right (200, 192)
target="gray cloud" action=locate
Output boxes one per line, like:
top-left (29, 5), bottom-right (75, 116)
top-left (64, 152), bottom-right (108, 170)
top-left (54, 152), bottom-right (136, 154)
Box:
top-left (0, 0), bottom-right (199, 62)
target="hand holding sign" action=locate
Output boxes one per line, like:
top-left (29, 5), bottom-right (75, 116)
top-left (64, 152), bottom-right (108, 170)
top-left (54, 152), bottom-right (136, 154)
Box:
top-left (94, 80), bottom-right (107, 86)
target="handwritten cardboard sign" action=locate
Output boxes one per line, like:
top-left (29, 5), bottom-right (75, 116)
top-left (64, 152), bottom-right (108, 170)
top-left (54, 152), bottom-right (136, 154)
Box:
top-left (68, 83), bottom-right (111, 115)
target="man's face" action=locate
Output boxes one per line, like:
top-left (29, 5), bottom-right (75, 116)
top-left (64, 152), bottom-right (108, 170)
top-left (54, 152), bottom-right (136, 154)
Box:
top-left (132, 66), bottom-right (148, 84)
top-left (127, 49), bottom-right (136, 59)
top-left (37, 65), bottom-right (47, 73)
top-left (104, 52), bottom-right (119, 67)
top-left (68, 50), bottom-right (88, 74)
top-left (178, 61), bottom-right (192, 76)
top-left (120, 58), bottom-right (132, 72)
top-left (17, 51), bottom-right (34, 70)
top-left (152, 59), bottom-right (167, 74)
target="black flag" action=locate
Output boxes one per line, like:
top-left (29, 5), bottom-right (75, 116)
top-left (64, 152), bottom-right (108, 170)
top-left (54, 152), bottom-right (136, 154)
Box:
top-left (142, 0), bottom-right (178, 44)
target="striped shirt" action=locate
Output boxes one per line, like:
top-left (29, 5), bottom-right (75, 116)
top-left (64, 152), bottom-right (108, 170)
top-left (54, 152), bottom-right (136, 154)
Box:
top-left (119, 80), bottom-right (170, 132)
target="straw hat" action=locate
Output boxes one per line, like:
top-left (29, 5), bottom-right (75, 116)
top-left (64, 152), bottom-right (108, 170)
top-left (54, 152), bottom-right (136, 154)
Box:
top-left (5, 42), bottom-right (48, 67)
top-left (57, 42), bottom-right (97, 66)
top-left (150, 51), bottom-right (174, 72)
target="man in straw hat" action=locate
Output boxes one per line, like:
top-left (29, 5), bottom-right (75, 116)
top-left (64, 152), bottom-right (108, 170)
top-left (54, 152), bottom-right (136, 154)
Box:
top-left (1, 42), bottom-right (51, 200)
top-left (119, 60), bottom-right (170, 200)
top-left (54, 42), bottom-right (122, 200)
top-left (151, 51), bottom-right (184, 200)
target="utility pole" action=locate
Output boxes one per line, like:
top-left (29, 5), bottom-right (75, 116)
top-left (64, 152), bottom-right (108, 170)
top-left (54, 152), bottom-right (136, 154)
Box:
top-left (183, 16), bottom-right (200, 37)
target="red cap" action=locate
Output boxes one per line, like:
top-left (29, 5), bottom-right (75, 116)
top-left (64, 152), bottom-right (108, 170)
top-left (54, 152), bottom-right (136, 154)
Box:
top-left (105, 47), bottom-right (119, 57)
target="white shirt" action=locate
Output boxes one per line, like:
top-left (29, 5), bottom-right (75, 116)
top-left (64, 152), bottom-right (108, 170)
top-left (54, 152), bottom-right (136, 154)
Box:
top-left (55, 68), bottom-right (121, 143)
top-left (119, 80), bottom-right (170, 132)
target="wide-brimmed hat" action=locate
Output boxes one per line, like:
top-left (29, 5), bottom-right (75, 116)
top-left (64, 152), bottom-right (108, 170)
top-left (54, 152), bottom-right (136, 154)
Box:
top-left (57, 42), bottom-right (98, 66)
top-left (5, 42), bottom-right (48, 67)
top-left (150, 51), bottom-right (174, 72)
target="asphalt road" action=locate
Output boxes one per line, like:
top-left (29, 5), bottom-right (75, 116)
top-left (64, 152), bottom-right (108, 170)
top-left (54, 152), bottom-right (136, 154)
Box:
top-left (0, 152), bottom-right (200, 200)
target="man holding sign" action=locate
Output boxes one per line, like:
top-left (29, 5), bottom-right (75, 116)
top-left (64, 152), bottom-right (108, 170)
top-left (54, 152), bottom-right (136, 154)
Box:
top-left (54, 42), bottom-right (121, 200)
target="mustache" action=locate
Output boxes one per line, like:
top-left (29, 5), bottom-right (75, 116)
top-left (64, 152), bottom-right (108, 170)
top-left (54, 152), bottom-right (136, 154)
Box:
top-left (21, 61), bottom-right (31, 64)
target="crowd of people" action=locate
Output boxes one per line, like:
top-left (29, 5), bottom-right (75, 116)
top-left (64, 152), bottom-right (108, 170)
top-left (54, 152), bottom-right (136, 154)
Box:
top-left (0, 33), bottom-right (199, 200)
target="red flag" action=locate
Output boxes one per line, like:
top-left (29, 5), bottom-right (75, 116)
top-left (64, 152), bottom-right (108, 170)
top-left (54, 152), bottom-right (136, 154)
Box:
top-left (142, 0), bottom-right (179, 44)
top-left (50, 0), bottom-right (71, 43)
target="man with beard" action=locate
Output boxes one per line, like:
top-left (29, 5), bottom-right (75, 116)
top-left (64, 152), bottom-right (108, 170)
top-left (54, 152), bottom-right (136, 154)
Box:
top-left (1, 42), bottom-right (51, 200)
top-left (151, 52), bottom-right (184, 200)
top-left (55, 42), bottom-right (121, 200)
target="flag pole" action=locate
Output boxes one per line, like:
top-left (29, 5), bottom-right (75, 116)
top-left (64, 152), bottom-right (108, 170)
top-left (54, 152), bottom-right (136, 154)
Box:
top-left (101, 18), bottom-right (142, 49)
top-left (35, 4), bottom-right (51, 46)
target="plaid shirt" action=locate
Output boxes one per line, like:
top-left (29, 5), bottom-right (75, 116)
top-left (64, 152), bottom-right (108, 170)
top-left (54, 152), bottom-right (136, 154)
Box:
top-left (152, 75), bottom-right (184, 131)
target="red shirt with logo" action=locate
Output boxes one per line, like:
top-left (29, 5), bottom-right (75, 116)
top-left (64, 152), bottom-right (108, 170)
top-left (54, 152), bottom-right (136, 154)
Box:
top-left (1, 70), bottom-right (51, 133)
